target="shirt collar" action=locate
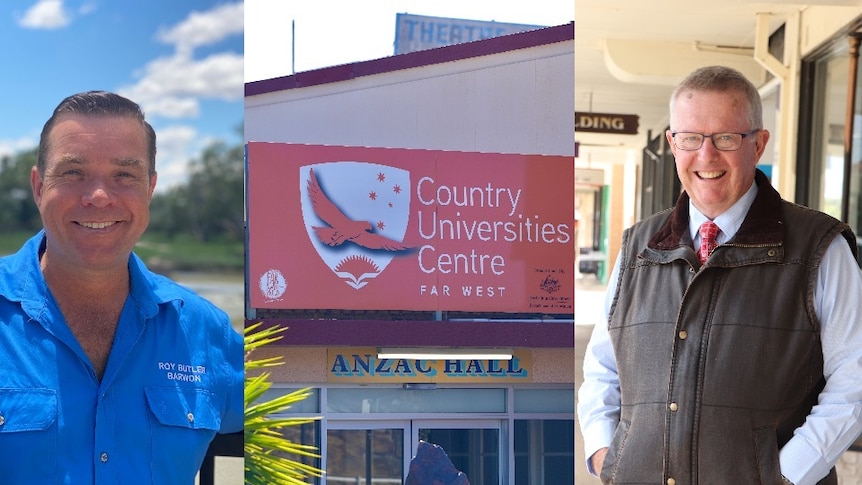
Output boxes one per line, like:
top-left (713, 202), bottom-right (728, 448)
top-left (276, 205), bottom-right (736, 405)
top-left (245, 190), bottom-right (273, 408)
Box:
top-left (0, 230), bottom-right (182, 320)
top-left (689, 180), bottom-right (759, 245)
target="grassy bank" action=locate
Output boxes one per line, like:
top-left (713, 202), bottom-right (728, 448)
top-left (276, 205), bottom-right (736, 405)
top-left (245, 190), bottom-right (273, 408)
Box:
top-left (135, 233), bottom-right (244, 274)
top-left (0, 231), bottom-right (244, 274)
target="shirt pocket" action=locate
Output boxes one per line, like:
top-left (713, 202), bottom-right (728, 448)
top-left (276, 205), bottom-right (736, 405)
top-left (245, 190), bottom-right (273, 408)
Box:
top-left (144, 386), bottom-right (222, 483)
top-left (0, 388), bottom-right (58, 482)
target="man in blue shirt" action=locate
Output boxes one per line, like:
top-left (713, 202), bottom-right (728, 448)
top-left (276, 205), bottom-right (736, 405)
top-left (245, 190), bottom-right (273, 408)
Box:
top-left (0, 91), bottom-right (244, 483)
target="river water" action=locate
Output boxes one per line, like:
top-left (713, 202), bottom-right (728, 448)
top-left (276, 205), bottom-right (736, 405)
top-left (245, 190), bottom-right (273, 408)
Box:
top-left (172, 271), bottom-right (245, 333)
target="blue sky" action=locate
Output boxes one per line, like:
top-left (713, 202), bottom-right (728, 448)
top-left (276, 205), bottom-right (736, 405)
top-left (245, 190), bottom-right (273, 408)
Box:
top-left (0, 1), bottom-right (243, 191)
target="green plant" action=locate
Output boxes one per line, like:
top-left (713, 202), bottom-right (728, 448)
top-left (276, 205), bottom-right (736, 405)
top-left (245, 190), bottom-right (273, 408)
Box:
top-left (245, 322), bottom-right (323, 484)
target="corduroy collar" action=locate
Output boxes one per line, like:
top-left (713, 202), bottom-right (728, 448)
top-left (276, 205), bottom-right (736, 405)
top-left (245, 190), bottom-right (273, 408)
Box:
top-left (647, 169), bottom-right (784, 250)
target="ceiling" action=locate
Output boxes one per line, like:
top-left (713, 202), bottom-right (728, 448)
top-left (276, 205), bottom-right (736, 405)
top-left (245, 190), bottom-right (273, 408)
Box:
top-left (574, 0), bottom-right (861, 165)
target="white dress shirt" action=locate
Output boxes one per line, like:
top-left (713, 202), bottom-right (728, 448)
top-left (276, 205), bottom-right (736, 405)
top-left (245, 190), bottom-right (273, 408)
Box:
top-left (577, 183), bottom-right (862, 485)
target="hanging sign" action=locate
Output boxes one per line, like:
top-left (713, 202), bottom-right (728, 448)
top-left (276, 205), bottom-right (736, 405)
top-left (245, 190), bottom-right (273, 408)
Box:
top-left (575, 111), bottom-right (639, 135)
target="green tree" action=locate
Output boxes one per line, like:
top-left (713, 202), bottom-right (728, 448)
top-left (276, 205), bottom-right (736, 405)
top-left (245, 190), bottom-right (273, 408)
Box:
top-left (245, 323), bottom-right (323, 485)
top-left (185, 139), bottom-right (245, 242)
top-left (149, 138), bottom-right (244, 242)
top-left (0, 149), bottom-right (42, 232)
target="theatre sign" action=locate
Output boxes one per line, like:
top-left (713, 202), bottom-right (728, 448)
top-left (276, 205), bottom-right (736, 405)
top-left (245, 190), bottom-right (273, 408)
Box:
top-left (247, 142), bottom-right (574, 314)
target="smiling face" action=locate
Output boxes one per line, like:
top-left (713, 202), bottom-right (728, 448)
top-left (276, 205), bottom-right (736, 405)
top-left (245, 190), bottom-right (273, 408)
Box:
top-left (31, 113), bottom-right (157, 274)
top-left (666, 89), bottom-right (769, 219)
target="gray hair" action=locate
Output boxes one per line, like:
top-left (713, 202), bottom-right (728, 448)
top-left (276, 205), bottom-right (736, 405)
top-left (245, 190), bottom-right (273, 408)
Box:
top-left (669, 65), bottom-right (763, 131)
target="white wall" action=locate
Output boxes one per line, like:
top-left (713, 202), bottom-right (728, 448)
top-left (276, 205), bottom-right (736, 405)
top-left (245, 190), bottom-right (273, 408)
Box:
top-left (245, 40), bottom-right (574, 157)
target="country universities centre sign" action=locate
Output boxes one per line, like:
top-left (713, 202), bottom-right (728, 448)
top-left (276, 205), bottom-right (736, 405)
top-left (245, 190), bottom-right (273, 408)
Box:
top-left (247, 143), bottom-right (574, 314)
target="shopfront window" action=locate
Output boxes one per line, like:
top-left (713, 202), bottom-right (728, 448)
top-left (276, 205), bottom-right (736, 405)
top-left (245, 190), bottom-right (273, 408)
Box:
top-left (803, 31), bottom-right (862, 254)
top-left (266, 385), bottom-right (574, 484)
top-left (806, 51), bottom-right (849, 220)
top-left (416, 425), bottom-right (501, 484)
top-left (326, 428), bottom-right (404, 484)
top-left (514, 420), bottom-right (574, 485)
top-left (327, 387), bottom-right (506, 414)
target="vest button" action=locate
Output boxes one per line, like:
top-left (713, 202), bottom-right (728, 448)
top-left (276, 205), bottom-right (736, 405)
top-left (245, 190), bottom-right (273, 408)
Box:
top-left (678, 330), bottom-right (688, 340)
top-left (669, 402), bottom-right (679, 412)
top-left (668, 479), bottom-right (676, 485)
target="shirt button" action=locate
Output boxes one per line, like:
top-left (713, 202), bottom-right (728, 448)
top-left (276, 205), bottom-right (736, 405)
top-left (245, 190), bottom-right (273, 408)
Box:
top-left (100, 452), bottom-right (109, 463)
top-left (669, 402), bottom-right (679, 412)
top-left (0, 415), bottom-right (5, 426)
top-left (187, 412), bottom-right (195, 423)
top-left (678, 330), bottom-right (688, 340)
top-left (668, 478), bottom-right (676, 485)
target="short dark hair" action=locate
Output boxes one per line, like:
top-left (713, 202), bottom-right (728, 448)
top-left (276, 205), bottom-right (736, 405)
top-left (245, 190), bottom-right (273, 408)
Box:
top-left (37, 91), bottom-right (157, 177)
top-left (669, 65), bottom-right (763, 132)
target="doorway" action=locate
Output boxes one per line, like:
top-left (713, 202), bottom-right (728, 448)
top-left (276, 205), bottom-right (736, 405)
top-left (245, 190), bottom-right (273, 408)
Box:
top-left (325, 419), bottom-right (503, 484)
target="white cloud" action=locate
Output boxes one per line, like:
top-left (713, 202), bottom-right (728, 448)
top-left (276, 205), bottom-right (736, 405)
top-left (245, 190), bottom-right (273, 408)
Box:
top-left (78, 2), bottom-right (96, 15)
top-left (120, 51), bottom-right (243, 119)
top-left (0, 136), bottom-right (37, 159)
top-left (157, 2), bottom-right (244, 55)
top-left (118, 2), bottom-right (243, 120)
top-left (19, 0), bottom-right (70, 29)
top-left (152, 125), bottom-right (200, 192)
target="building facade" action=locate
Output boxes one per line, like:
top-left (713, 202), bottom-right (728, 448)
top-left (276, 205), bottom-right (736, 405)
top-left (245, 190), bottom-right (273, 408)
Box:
top-left (246, 23), bottom-right (575, 484)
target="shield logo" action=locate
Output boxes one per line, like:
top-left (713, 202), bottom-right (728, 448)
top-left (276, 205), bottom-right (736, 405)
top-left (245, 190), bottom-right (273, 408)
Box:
top-left (299, 161), bottom-right (412, 289)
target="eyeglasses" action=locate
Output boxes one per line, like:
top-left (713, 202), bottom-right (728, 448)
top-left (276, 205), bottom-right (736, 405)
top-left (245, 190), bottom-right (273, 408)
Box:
top-left (671, 130), bottom-right (759, 151)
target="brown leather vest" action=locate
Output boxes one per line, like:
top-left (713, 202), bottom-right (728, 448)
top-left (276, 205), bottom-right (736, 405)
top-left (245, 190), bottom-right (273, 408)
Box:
top-left (602, 172), bottom-right (854, 484)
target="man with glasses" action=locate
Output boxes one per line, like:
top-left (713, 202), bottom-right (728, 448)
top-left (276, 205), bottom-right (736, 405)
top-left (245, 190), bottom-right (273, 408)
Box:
top-left (578, 66), bottom-right (862, 484)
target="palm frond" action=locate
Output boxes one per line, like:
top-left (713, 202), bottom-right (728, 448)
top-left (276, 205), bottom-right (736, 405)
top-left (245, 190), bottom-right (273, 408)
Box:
top-left (245, 323), bottom-right (323, 484)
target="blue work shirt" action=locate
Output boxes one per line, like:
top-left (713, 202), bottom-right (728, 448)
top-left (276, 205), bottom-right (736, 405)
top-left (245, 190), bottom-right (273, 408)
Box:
top-left (0, 231), bottom-right (244, 484)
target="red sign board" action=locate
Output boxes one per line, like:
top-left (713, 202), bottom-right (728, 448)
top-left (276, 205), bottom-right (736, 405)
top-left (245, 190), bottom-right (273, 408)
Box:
top-left (247, 143), bottom-right (574, 313)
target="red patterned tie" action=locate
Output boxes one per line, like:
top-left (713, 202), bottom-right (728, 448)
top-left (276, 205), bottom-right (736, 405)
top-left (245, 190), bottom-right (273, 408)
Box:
top-left (698, 221), bottom-right (720, 264)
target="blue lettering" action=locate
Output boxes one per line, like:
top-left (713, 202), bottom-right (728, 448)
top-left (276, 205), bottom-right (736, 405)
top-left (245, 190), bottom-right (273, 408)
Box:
top-left (352, 354), bottom-right (372, 376)
top-left (393, 359), bottom-right (415, 376)
top-left (420, 22), bottom-right (434, 43)
top-left (376, 358), bottom-right (393, 374)
top-left (444, 360), bottom-right (463, 374)
top-left (404, 19), bottom-right (419, 40)
top-left (436, 23), bottom-right (449, 44)
top-left (449, 25), bottom-right (463, 43)
top-left (464, 25), bottom-right (477, 41)
top-left (415, 360), bottom-right (436, 376)
top-left (507, 357), bottom-right (527, 377)
top-left (331, 355), bottom-right (350, 375)
top-left (465, 359), bottom-right (485, 375)
top-left (486, 360), bottom-right (504, 375)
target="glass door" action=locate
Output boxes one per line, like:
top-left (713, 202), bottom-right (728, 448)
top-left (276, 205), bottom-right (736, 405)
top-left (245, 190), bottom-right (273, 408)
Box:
top-left (325, 420), bottom-right (410, 485)
top-left (411, 419), bottom-right (503, 485)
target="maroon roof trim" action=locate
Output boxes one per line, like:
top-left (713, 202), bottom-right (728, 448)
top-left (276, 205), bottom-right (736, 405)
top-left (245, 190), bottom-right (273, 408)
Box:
top-left (247, 319), bottom-right (574, 348)
top-left (245, 22), bottom-right (573, 97)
